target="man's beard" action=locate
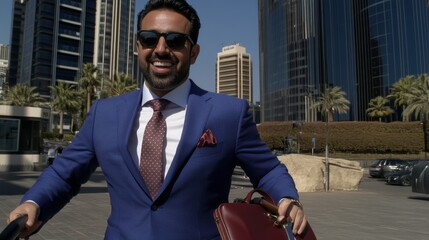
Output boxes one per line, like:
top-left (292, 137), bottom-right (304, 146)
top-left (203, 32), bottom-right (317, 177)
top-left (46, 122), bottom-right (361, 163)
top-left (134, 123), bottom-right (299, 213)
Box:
top-left (142, 55), bottom-right (190, 93)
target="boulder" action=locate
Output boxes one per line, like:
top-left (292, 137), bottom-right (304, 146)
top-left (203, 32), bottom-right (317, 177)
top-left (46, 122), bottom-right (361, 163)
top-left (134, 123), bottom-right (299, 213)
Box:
top-left (278, 154), bottom-right (364, 192)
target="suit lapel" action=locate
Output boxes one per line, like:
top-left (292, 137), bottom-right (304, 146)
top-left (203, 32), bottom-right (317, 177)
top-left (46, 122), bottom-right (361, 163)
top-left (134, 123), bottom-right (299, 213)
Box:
top-left (160, 82), bottom-right (213, 193)
top-left (116, 90), bottom-right (150, 193)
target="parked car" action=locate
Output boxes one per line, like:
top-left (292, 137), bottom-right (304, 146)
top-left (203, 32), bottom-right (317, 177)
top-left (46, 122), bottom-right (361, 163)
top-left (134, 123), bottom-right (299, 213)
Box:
top-left (381, 159), bottom-right (411, 178)
top-left (411, 160), bottom-right (429, 194)
top-left (369, 158), bottom-right (408, 178)
top-left (386, 168), bottom-right (412, 186)
top-left (369, 159), bottom-right (384, 177)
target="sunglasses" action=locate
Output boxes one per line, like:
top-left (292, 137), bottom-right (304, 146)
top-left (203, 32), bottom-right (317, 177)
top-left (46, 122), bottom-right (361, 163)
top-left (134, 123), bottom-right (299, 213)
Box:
top-left (137, 30), bottom-right (195, 50)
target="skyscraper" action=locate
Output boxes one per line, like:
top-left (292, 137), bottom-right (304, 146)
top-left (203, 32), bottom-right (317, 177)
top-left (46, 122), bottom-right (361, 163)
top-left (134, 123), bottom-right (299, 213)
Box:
top-left (351, 0), bottom-right (429, 121)
top-left (8, 0), bottom-right (26, 88)
top-left (259, 0), bottom-right (321, 122)
top-left (8, 0), bottom-right (136, 99)
top-left (0, 44), bottom-right (8, 98)
top-left (216, 44), bottom-right (253, 103)
top-left (95, 0), bottom-right (136, 80)
top-left (13, 0), bottom-right (97, 98)
top-left (259, 0), bottom-right (429, 122)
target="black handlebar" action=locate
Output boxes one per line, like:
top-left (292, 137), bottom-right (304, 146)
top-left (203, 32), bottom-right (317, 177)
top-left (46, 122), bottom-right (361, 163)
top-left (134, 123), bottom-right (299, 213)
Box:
top-left (0, 215), bottom-right (28, 240)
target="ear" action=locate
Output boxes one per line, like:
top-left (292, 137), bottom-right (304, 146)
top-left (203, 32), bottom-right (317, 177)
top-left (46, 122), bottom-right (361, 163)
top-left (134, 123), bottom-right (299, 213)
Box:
top-left (136, 40), bottom-right (141, 51)
top-left (190, 44), bottom-right (200, 64)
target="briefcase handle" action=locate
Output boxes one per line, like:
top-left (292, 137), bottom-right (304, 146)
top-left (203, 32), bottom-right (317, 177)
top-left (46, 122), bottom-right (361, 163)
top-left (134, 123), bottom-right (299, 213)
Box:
top-left (243, 189), bottom-right (276, 205)
top-left (234, 189), bottom-right (281, 217)
top-left (0, 215), bottom-right (28, 240)
top-left (243, 189), bottom-right (317, 240)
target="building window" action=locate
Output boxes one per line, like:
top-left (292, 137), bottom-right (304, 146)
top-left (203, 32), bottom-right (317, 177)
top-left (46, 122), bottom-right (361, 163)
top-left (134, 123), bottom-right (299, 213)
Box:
top-left (0, 118), bottom-right (20, 152)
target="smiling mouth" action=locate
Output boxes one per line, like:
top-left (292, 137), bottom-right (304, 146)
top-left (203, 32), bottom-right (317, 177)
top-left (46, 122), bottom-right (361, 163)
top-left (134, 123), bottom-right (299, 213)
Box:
top-left (153, 61), bottom-right (173, 67)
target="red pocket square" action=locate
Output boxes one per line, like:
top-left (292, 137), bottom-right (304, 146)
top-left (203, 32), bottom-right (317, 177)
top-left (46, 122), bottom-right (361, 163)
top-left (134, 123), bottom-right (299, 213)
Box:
top-left (197, 129), bottom-right (217, 148)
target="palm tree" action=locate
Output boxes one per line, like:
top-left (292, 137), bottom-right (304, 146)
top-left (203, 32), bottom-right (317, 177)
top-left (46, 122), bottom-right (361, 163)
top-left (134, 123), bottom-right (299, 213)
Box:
top-left (101, 73), bottom-right (138, 98)
top-left (387, 75), bottom-right (417, 121)
top-left (403, 74), bottom-right (429, 154)
top-left (49, 81), bottom-right (81, 134)
top-left (79, 63), bottom-right (101, 113)
top-left (312, 86), bottom-right (350, 122)
top-left (0, 78), bottom-right (9, 101)
top-left (66, 91), bottom-right (84, 133)
top-left (366, 96), bottom-right (394, 122)
top-left (402, 74), bottom-right (429, 120)
top-left (3, 84), bottom-right (44, 107)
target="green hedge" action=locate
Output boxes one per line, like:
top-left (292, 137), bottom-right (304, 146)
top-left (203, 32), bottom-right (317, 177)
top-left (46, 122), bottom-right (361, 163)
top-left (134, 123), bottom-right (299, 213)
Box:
top-left (257, 121), bottom-right (425, 154)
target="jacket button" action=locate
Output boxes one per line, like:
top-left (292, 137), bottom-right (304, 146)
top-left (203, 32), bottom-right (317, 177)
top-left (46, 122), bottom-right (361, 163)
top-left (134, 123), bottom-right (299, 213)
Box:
top-left (151, 205), bottom-right (158, 211)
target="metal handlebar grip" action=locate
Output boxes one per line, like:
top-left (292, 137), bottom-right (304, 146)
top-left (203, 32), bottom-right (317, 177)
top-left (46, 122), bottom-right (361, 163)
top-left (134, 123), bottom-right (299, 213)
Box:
top-left (0, 215), bottom-right (28, 240)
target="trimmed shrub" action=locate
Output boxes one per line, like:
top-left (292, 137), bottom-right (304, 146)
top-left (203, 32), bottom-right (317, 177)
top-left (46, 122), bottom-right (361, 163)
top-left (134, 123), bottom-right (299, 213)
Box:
top-left (257, 121), bottom-right (424, 154)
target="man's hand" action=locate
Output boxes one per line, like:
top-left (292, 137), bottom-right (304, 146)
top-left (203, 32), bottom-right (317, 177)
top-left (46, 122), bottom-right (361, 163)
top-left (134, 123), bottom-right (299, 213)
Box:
top-left (277, 198), bottom-right (307, 235)
top-left (7, 202), bottom-right (43, 238)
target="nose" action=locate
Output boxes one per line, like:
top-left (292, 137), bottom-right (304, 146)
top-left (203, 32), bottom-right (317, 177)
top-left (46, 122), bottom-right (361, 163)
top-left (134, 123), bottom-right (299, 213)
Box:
top-left (153, 36), bottom-right (170, 54)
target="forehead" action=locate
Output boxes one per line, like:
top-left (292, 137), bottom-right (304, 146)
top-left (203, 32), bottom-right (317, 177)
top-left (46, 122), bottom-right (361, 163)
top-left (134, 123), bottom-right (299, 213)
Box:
top-left (141, 9), bottom-right (192, 33)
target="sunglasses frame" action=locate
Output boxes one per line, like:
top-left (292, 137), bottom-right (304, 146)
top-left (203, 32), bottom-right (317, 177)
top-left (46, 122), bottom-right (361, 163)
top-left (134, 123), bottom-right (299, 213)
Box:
top-left (137, 30), bottom-right (195, 50)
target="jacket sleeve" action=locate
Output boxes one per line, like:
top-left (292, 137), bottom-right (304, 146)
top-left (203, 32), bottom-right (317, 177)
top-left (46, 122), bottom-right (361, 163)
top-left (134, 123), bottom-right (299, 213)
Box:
top-left (21, 101), bottom-right (100, 222)
top-left (235, 100), bottom-right (299, 202)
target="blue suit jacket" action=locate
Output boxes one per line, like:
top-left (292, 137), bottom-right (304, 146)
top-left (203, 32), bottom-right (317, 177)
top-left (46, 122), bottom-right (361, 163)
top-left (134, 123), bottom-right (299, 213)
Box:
top-left (22, 81), bottom-right (298, 239)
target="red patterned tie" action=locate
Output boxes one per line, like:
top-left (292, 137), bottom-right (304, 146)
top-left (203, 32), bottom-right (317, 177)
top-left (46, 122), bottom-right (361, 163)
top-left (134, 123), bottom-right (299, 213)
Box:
top-left (140, 99), bottom-right (169, 200)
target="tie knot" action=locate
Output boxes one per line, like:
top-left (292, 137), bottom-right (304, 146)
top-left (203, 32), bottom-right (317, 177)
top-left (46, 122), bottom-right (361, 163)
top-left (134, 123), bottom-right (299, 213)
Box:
top-left (149, 99), bottom-right (170, 112)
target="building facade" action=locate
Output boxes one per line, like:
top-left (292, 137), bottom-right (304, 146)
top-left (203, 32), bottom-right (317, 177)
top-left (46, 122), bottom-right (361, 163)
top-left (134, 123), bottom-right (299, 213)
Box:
top-left (259, 0), bottom-right (321, 122)
top-left (216, 44), bottom-right (253, 104)
top-left (352, 0), bottom-right (429, 121)
top-left (8, 0), bottom-right (136, 99)
top-left (95, 0), bottom-right (135, 82)
top-left (259, 0), bottom-right (429, 122)
top-left (13, 0), bottom-right (96, 98)
top-left (0, 105), bottom-right (50, 171)
top-left (0, 44), bottom-right (8, 98)
top-left (8, 0), bottom-right (26, 88)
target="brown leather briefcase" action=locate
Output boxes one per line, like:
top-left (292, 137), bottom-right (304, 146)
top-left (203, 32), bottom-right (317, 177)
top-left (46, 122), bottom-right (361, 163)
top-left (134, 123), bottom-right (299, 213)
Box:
top-left (213, 189), bottom-right (317, 240)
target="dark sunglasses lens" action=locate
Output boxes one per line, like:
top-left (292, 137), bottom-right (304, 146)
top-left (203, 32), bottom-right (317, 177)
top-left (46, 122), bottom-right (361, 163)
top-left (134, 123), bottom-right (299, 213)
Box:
top-left (139, 32), bottom-right (159, 48)
top-left (165, 33), bottom-right (187, 50)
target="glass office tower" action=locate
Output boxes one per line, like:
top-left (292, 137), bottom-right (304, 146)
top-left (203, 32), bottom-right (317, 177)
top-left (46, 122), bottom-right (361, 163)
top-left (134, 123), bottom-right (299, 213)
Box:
top-left (9, 0), bottom-right (137, 99)
top-left (353, 0), bottom-right (429, 121)
top-left (259, 0), bottom-right (321, 122)
top-left (8, 0), bottom-right (27, 88)
top-left (17, 0), bottom-right (96, 98)
top-left (259, 0), bottom-right (429, 122)
top-left (95, 0), bottom-right (135, 80)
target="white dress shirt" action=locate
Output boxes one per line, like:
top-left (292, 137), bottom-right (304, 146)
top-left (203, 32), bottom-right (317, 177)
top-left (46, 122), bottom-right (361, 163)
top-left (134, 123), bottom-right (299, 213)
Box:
top-left (128, 80), bottom-right (190, 178)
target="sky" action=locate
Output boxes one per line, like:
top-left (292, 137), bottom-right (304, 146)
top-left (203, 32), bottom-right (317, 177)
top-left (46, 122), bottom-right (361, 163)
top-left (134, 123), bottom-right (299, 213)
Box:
top-left (0, 0), bottom-right (260, 102)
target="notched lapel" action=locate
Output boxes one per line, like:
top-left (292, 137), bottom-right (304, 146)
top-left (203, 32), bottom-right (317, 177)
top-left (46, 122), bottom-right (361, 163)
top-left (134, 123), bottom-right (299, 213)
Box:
top-left (159, 89), bottom-right (213, 194)
top-left (116, 91), bottom-right (150, 194)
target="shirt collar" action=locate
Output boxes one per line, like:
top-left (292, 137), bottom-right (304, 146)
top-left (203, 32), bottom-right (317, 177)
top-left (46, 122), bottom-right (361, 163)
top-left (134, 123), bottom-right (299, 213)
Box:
top-left (142, 79), bottom-right (190, 108)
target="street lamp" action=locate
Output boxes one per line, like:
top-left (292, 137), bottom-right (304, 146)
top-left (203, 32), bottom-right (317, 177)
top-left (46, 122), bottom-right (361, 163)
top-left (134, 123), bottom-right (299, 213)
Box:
top-left (324, 108), bottom-right (333, 192)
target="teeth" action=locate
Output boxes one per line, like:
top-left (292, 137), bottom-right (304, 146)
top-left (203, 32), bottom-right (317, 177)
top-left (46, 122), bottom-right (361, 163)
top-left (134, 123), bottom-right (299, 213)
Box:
top-left (153, 61), bottom-right (172, 67)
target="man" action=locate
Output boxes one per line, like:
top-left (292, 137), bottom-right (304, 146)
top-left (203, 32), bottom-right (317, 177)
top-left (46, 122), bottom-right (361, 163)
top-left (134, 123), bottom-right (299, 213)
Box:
top-left (7, 0), bottom-right (307, 239)
top-left (46, 146), bottom-right (56, 165)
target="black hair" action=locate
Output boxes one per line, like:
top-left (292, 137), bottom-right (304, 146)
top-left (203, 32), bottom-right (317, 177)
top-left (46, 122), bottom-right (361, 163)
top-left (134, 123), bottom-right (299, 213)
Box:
top-left (137, 0), bottom-right (201, 44)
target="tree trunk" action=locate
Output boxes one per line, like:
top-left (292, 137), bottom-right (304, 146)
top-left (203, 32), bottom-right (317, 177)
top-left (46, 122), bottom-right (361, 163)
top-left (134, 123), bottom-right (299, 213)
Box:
top-left (59, 111), bottom-right (64, 135)
top-left (86, 90), bottom-right (91, 113)
top-left (329, 110), bottom-right (334, 122)
top-left (70, 114), bottom-right (75, 133)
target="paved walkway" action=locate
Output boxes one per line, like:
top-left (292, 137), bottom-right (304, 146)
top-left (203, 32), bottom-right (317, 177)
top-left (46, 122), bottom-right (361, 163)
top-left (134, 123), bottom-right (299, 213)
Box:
top-left (1, 169), bottom-right (429, 240)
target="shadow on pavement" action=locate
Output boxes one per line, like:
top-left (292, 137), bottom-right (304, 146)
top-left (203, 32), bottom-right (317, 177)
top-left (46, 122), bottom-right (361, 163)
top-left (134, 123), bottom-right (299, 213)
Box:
top-left (79, 186), bottom-right (109, 194)
top-left (0, 181), bottom-right (30, 195)
top-left (0, 171), bottom-right (109, 196)
top-left (408, 195), bottom-right (429, 201)
top-left (0, 172), bottom-right (39, 195)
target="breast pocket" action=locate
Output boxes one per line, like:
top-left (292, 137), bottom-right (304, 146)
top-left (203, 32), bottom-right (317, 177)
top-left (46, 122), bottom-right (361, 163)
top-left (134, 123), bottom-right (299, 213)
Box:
top-left (192, 142), bottom-right (224, 158)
